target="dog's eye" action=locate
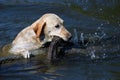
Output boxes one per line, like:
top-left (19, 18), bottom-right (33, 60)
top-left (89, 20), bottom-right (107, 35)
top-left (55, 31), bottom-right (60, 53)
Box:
top-left (55, 25), bottom-right (60, 28)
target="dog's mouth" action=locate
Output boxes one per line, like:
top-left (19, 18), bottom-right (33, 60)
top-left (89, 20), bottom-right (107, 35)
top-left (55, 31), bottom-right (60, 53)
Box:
top-left (50, 34), bottom-right (71, 42)
top-left (47, 36), bottom-right (63, 61)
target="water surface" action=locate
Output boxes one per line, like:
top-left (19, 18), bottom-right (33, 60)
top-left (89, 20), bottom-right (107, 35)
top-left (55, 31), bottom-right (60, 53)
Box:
top-left (0, 1), bottom-right (120, 80)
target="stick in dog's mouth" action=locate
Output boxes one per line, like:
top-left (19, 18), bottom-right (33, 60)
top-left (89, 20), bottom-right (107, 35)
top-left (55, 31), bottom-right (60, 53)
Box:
top-left (47, 36), bottom-right (63, 61)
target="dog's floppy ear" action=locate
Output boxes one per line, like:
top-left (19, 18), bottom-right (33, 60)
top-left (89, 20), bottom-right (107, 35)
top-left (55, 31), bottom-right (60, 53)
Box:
top-left (36, 20), bottom-right (46, 38)
top-left (31, 18), bottom-right (46, 38)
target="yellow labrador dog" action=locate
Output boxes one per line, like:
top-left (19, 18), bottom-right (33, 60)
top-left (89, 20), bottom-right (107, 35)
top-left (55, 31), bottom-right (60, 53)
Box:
top-left (9, 13), bottom-right (71, 58)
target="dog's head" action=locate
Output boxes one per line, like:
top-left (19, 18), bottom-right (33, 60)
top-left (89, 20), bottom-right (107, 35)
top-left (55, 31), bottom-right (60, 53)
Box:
top-left (32, 13), bottom-right (72, 42)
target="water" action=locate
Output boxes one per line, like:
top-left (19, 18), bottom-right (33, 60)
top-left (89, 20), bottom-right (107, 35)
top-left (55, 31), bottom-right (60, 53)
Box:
top-left (0, 1), bottom-right (120, 80)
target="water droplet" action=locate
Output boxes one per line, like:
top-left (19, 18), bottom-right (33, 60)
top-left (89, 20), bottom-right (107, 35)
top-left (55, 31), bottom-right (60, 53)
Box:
top-left (73, 29), bottom-right (78, 43)
top-left (100, 23), bottom-right (103, 26)
top-left (94, 32), bottom-right (97, 35)
top-left (99, 8), bottom-right (103, 11)
top-left (89, 50), bottom-right (96, 59)
top-left (97, 27), bottom-right (101, 29)
top-left (102, 53), bottom-right (107, 59)
top-left (80, 33), bottom-right (84, 44)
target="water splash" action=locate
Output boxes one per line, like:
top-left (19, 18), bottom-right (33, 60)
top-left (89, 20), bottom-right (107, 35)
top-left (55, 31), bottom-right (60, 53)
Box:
top-left (89, 50), bottom-right (96, 59)
top-left (73, 29), bottom-right (78, 44)
top-left (72, 27), bottom-right (120, 60)
top-left (94, 27), bottom-right (106, 40)
top-left (80, 33), bottom-right (85, 45)
top-left (102, 53), bottom-right (107, 59)
top-left (72, 27), bottom-right (107, 46)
